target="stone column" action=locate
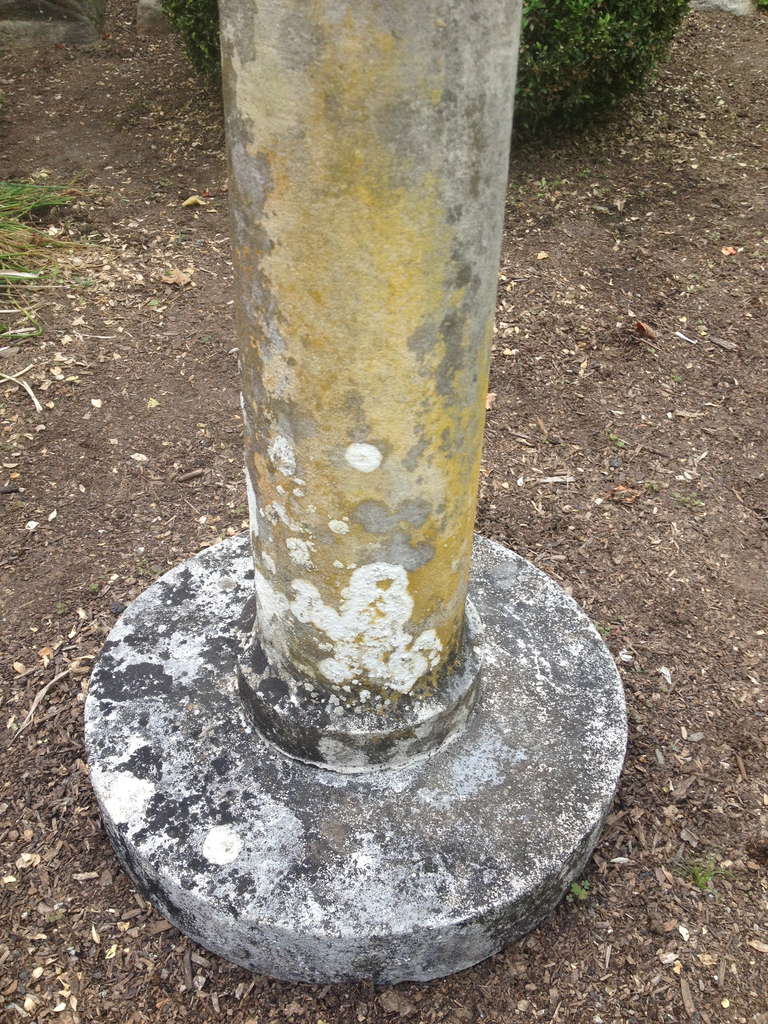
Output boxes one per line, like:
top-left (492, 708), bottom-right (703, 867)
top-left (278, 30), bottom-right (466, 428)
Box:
top-left (223, 0), bottom-right (519, 768)
top-left (87, 0), bottom-right (627, 986)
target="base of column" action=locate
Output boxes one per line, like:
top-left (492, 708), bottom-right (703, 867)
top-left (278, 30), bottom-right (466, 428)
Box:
top-left (85, 534), bottom-right (626, 984)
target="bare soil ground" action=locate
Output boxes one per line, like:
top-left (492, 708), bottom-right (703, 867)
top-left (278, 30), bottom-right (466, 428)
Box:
top-left (1, 4), bottom-right (767, 1023)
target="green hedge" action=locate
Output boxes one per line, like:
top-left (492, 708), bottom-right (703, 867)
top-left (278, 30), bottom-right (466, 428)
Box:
top-left (161, 0), bottom-right (689, 136)
top-left (162, 0), bottom-right (219, 77)
top-left (517, 0), bottom-right (689, 134)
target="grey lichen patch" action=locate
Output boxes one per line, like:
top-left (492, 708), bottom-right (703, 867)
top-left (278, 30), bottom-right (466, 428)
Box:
top-left (403, 437), bottom-right (429, 472)
top-left (435, 310), bottom-right (466, 398)
top-left (276, 7), bottom-right (325, 70)
top-left (352, 500), bottom-right (397, 534)
top-left (399, 497), bottom-right (431, 526)
top-left (352, 498), bottom-right (432, 534)
top-left (407, 320), bottom-right (438, 363)
top-left (379, 530), bottom-right (434, 571)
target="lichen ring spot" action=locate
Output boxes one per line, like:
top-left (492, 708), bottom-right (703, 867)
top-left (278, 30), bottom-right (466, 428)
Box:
top-left (344, 443), bottom-right (382, 473)
top-left (202, 825), bottom-right (243, 865)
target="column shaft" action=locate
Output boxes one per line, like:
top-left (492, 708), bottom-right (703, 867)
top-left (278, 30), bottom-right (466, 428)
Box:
top-left (221, 0), bottom-right (521, 705)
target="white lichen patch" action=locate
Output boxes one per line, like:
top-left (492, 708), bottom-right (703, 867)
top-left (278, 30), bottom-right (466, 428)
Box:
top-left (286, 537), bottom-right (314, 568)
top-left (267, 435), bottom-right (297, 478)
top-left (202, 824), bottom-right (243, 865)
top-left (344, 443), bottom-right (382, 473)
top-left (91, 768), bottom-right (155, 827)
top-left (290, 563), bottom-right (441, 693)
top-left (328, 519), bottom-right (349, 535)
top-left (253, 568), bottom-right (289, 628)
top-left (262, 552), bottom-right (276, 574)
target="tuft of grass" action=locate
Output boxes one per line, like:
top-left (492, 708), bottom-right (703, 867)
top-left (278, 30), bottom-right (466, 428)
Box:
top-left (675, 857), bottom-right (730, 891)
top-left (0, 181), bottom-right (79, 346)
top-left (0, 181), bottom-right (78, 271)
top-left (0, 181), bottom-right (74, 219)
top-left (672, 492), bottom-right (705, 510)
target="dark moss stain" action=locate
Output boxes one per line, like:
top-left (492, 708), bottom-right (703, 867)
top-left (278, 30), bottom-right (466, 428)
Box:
top-left (200, 633), bottom-right (241, 667)
top-left (435, 310), bottom-right (465, 399)
top-left (211, 755), bottom-right (231, 777)
top-left (249, 640), bottom-right (269, 675)
top-left (122, 744), bottom-right (162, 781)
top-left (97, 660), bottom-right (176, 703)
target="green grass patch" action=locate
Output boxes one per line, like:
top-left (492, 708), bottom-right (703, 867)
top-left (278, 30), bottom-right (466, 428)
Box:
top-left (675, 857), bottom-right (730, 891)
top-left (0, 180), bottom-right (79, 347)
top-left (0, 180), bottom-right (78, 272)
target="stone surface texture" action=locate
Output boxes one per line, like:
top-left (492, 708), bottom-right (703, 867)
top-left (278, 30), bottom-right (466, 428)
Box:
top-left (691, 0), bottom-right (755, 12)
top-left (220, 0), bottom-right (523, 707)
top-left (86, 534), bottom-right (627, 984)
top-left (136, 0), bottom-right (172, 36)
top-left (0, 0), bottom-right (104, 45)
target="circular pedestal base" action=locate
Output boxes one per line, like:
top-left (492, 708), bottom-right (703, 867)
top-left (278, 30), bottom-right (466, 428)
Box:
top-left (85, 535), bottom-right (626, 984)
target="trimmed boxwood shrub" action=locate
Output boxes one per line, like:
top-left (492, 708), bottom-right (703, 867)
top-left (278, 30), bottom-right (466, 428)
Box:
top-left (161, 0), bottom-right (689, 136)
top-left (516, 0), bottom-right (689, 134)
top-left (162, 0), bottom-right (219, 76)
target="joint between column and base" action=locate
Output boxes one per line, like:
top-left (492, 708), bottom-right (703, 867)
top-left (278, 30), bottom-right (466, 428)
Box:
top-left (237, 606), bottom-right (482, 773)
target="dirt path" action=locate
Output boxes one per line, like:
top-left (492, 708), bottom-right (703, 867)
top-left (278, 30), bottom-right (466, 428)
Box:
top-left (1, 4), bottom-right (767, 1022)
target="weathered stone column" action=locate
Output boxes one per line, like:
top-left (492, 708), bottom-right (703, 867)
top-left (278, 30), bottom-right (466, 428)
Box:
top-left (224, 0), bottom-right (518, 768)
top-left (86, 0), bottom-right (627, 986)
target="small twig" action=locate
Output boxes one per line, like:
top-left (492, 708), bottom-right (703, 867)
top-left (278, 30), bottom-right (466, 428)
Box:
top-left (708, 336), bottom-right (739, 352)
top-left (2, 362), bottom-right (33, 377)
top-left (182, 947), bottom-right (194, 990)
top-left (177, 468), bottom-right (204, 482)
top-left (0, 365), bottom-right (42, 413)
top-left (1, 326), bottom-right (38, 338)
top-left (11, 665), bottom-right (76, 743)
top-left (538, 475), bottom-right (575, 485)
top-left (0, 485), bottom-right (20, 494)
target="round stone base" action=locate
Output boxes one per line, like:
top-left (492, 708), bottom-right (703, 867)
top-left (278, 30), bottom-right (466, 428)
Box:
top-left (85, 535), bottom-right (626, 984)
